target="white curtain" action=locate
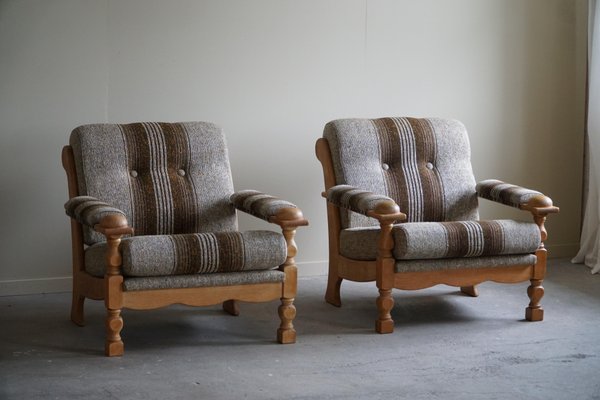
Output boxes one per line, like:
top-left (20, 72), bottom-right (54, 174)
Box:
top-left (573, 0), bottom-right (600, 273)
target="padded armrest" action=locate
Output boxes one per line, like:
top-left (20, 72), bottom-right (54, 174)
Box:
top-left (476, 179), bottom-right (551, 209)
top-left (65, 196), bottom-right (128, 229)
top-left (325, 185), bottom-right (402, 218)
top-left (230, 190), bottom-right (305, 225)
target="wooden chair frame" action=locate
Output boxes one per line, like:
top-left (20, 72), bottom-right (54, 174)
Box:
top-left (316, 138), bottom-right (559, 333)
top-left (63, 146), bottom-right (308, 356)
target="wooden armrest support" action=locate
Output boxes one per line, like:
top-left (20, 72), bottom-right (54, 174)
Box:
top-left (519, 194), bottom-right (560, 216)
top-left (269, 207), bottom-right (309, 228)
top-left (367, 201), bottom-right (407, 223)
top-left (322, 191), bottom-right (406, 224)
top-left (518, 194), bottom-right (559, 244)
top-left (94, 214), bottom-right (134, 236)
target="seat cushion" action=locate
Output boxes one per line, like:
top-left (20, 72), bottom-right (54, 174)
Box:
top-left (395, 254), bottom-right (537, 273)
top-left (85, 231), bottom-right (286, 277)
top-left (122, 270), bottom-right (285, 291)
top-left (340, 220), bottom-right (540, 261)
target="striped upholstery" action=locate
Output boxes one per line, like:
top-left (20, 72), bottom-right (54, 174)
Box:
top-left (230, 190), bottom-right (297, 222)
top-left (477, 179), bottom-right (543, 208)
top-left (326, 185), bottom-right (395, 216)
top-left (85, 231), bottom-right (287, 277)
top-left (339, 220), bottom-right (540, 261)
top-left (70, 122), bottom-right (236, 245)
top-left (324, 118), bottom-right (478, 228)
top-left (65, 196), bottom-right (126, 228)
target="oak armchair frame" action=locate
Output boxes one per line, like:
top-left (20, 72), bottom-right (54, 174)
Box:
top-left (63, 146), bottom-right (308, 356)
top-left (316, 138), bottom-right (559, 333)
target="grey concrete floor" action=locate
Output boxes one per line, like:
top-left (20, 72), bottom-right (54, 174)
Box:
top-left (1, 259), bottom-right (599, 400)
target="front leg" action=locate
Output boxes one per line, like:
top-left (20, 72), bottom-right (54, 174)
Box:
top-left (525, 279), bottom-right (544, 321)
top-left (99, 216), bottom-right (129, 357)
top-left (373, 203), bottom-right (399, 334)
top-left (277, 221), bottom-right (300, 344)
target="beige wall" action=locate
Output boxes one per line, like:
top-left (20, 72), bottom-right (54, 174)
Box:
top-left (0, 0), bottom-right (586, 295)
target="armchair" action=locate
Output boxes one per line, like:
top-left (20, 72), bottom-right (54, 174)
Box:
top-left (316, 117), bottom-right (558, 333)
top-left (63, 122), bottom-right (307, 356)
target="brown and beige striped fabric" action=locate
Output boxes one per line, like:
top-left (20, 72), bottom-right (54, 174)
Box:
top-left (70, 122), bottom-right (237, 245)
top-left (323, 117), bottom-right (478, 228)
top-left (339, 220), bottom-right (540, 261)
top-left (230, 190), bottom-right (297, 222)
top-left (65, 196), bottom-right (126, 228)
top-left (85, 230), bottom-right (287, 277)
top-left (325, 185), bottom-right (395, 216)
top-left (477, 179), bottom-right (543, 208)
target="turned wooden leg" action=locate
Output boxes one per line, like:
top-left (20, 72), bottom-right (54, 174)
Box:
top-left (277, 298), bottom-right (296, 344)
top-left (71, 292), bottom-right (85, 326)
top-left (325, 272), bottom-right (342, 307)
top-left (277, 225), bottom-right (299, 344)
top-left (222, 300), bottom-right (240, 316)
top-left (375, 288), bottom-right (394, 334)
top-left (105, 308), bottom-right (124, 356)
top-left (525, 279), bottom-right (544, 321)
top-left (374, 210), bottom-right (397, 334)
top-left (103, 231), bottom-right (126, 357)
top-left (460, 285), bottom-right (479, 297)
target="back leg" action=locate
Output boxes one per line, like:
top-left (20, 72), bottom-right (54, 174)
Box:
top-left (222, 300), bottom-right (240, 316)
top-left (325, 273), bottom-right (342, 307)
top-left (460, 285), bottom-right (479, 297)
top-left (71, 291), bottom-right (85, 326)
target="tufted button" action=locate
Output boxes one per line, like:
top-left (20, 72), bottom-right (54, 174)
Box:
top-left (177, 169), bottom-right (186, 177)
top-left (425, 162), bottom-right (434, 170)
top-left (130, 170), bottom-right (138, 178)
top-left (382, 163), bottom-right (390, 171)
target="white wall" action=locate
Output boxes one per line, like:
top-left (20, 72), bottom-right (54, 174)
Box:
top-left (0, 0), bottom-right (587, 295)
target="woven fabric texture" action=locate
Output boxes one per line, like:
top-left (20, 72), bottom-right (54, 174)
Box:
top-left (477, 179), bottom-right (543, 208)
top-left (339, 220), bottom-right (540, 261)
top-left (70, 122), bottom-right (236, 245)
top-left (325, 185), bottom-right (395, 217)
top-left (395, 254), bottom-right (537, 273)
top-left (122, 270), bottom-right (285, 291)
top-left (230, 190), bottom-right (297, 222)
top-left (85, 230), bottom-right (286, 277)
top-left (324, 117), bottom-right (479, 228)
top-left (64, 196), bottom-right (126, 228)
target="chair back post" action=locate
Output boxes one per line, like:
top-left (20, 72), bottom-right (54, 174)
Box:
top-left (62, 146), bottom-right (85, 274)
top-left (316, 138), bottom-right (345, 306)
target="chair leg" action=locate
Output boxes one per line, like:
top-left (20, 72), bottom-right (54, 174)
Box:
top-left (325, 273), bottom-right (343, 307)
top-left (375, 288), bottom-right (394, 334)
top-left (525, 279), bottom-right (544, 321)
top-left (71, 291), bottom-right (85, 326)
top-left (277, 297), bottom-right (296, 344)
top-left (222, 300), bottom-right (240, 316)
top-left (105, 308), bottom-right (124, 356)
top-left (460, 285), bottom-right (479, 297)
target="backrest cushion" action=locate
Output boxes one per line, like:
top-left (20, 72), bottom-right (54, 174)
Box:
top-left (70, 122), bottom-right (237, 244)
top-left (323, 117), bottom-right (479, 228)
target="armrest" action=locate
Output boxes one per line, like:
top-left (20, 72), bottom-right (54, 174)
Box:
top-left (230, 190), bottom-right (308, 228)
top-left (65, 196), bottom-right (132, 234)
top-left (323, 185), bottom-right (406, 222)
top-left (476, 179), bottom-right (559, 214)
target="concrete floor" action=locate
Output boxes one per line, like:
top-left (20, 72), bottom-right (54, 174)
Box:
top-left (1, 259), bottom-right (599, 400)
